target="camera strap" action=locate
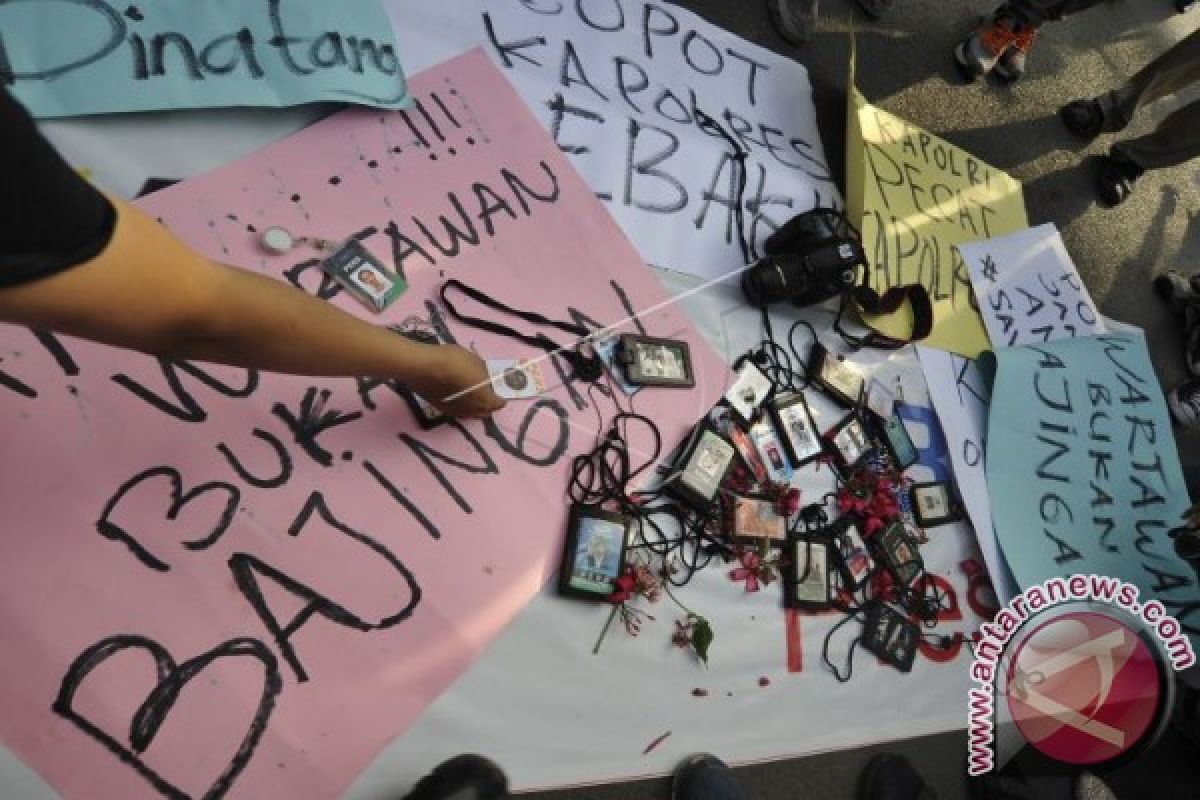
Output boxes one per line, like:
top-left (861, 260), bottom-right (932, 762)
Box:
top-left (838, 282), bottom-right (934, 350)
top-left (439, 279), bottom-right (604, 382)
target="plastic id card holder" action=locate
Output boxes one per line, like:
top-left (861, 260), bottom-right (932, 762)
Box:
top-left (322, 240), bottom-right (406, 313)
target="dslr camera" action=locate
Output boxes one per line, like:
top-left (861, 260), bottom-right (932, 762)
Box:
top-left (741, 208), bottom-right (867, 308)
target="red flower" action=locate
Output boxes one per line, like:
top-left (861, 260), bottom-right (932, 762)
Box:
top-left (838, 489), bottom-right (868, 515)
top-left (729, 550), bottom-right (764, 592)
top-left (673, 619), bottom-right (694, 648)
top-left (776, 487), bottom-right (802, 517)
top-left (608, 569), bottom-right (636, 605)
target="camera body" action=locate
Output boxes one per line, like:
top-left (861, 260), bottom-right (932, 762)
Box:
top-left (741, 209), bottom-right (866, 308)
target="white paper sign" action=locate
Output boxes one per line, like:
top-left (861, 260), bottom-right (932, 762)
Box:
top-left (916, 345), bottom-right (1017, 603)
top-left (386, 0), bottom-right (840, 281)
top-left (959, 224), bottom-right (1106, 348)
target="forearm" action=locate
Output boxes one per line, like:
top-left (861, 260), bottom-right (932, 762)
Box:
top-left (174, 261), bottom-right (442, 386)
top-left (0, 199), bottom-right (502, 416)
top-left (0, 199), bottom-right (441, 390)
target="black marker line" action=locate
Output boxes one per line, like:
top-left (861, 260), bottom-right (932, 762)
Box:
top-left (0, 365), bottom-right (36, 399)
top-left (398, 109), bottom-right (430, 148)
top-left (53, 635), bottom-right (280, 800)
top-left (413, 97), bottom-right (445, 142)
top-left (363, 459), bottom-right (443, 541)
top-left (217, 429), bottom-right (293, 489)
top-left (430, 91), bottom-right (461, 129)
top-left (31, 330), bottom-right (78, 376)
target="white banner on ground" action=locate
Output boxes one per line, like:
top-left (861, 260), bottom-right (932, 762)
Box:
top-left (917, 346), bottom-right (1017, 604)
top-left (346, 280), bottom-right (990, 793)
top-left (386, 0), bottom-right (840, 281)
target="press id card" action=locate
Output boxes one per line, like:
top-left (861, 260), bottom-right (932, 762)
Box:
top-left (321, 240), bottom-right (406, 313)
top-left (487, 359), bottom-right (547, 399)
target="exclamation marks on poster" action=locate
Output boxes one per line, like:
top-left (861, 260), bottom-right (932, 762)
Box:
top-left (390, 77), bottom-right (488, 163)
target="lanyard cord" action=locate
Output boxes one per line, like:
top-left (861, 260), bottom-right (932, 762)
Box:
top-left (439, 279), bottom-right (604, 382)
top-left (566, 385), bottom-right (723, 587)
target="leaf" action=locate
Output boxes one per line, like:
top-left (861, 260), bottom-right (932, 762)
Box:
top-left (692, 616), bottom-right (714, 666)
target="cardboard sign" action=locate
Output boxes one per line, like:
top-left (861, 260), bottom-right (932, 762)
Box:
top-left (3, 0), bottom-right (409, 117)
top-left (845, 48), bottom-right (1027, 358)
top-left (960, 224), bottom-right (1105, 348)
top-left (986, 334), bottom-right (1199, 650)
top-left (0, 51), bottom-right (728, 799)
top-left (386, 0), bottom-right (840, 280)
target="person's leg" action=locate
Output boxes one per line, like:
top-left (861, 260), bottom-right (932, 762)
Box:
top-left (1091, 96), bottom-right (1200, 206)
top-left (1005, 0), bottom-right (1106, 26)
top-left (955, 0), bottom-right (1105, 83)
top-left (1064, 28), bottom-right (1200, 138)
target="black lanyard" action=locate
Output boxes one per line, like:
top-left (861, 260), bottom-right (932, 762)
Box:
top-left (439, 279), bottom-right (604, 382)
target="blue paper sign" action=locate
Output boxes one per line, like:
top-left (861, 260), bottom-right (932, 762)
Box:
top-left (0, 0), bottom-right (408, 118)
top-left (986, 334), bottom-right (1199, 647)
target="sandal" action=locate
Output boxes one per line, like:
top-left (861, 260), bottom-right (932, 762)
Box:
top-left (1094, 153), bottom-right (1142, 208)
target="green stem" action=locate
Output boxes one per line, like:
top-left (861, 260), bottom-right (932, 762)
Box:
top-left (593, 604), bottom-right (620, 655)
top-left (661, 580), bottom-right (697, 619)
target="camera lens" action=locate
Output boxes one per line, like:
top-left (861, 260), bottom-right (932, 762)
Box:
top-left (741, 256), bottom-right (790, 306)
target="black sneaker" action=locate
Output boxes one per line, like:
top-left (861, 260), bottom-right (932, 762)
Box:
top-left (1169, 377), bottom-right (1200, 427)
top-left (403, 755), bottom-right (508, 800)
top-left (672, 754), bottom-right (748, 800)
top-left (858, 753), bottom-right (937, 800)
top-left (1060, 93), bottom-right (1127, 139)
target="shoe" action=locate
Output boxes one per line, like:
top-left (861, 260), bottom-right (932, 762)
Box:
top-left (1169, 377), bottom-right (1200, 427)
top-left (993, 24), bottom-right (1036, 84)
top-left (767, 0), bottom-right (817, 46)
top-left (403, 755), bottom-right (508, 800)
top-left (954, 13), bottom-right (1024, 82)
top-left (1060, 92), bottom-right (1128, 139)
top-left (1094, 152), bottom-right (1144, 208)
top-left (672, 754), bottom-right (748, 800)
top-left (858, 753), bottom-right (937, 800)
top-left (1073, 771), bottom-right (1118, 800)
top-left (1154, 269), bottom-right (1200, 312)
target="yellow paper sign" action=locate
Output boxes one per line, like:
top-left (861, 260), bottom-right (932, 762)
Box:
top-left (846, 58), bottom-right (1027, 357)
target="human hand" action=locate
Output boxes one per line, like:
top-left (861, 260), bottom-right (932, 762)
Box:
top-left (414, 344), bottom-right (506, 418)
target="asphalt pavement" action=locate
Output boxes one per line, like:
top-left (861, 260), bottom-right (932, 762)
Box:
top-left (522, 2), bottom-right (1200, 798)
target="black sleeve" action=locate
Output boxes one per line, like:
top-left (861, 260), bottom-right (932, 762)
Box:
top-left (0, 87), bottom-right (117, 289)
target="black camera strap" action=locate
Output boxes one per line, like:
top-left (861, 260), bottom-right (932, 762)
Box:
top-left (838, 282), bottom-right (934, 350)
top-left (439, 279), bottom-right (604, 382)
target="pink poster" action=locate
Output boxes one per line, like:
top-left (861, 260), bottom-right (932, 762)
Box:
top-left (0, 50), bottom-right (728, 799)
